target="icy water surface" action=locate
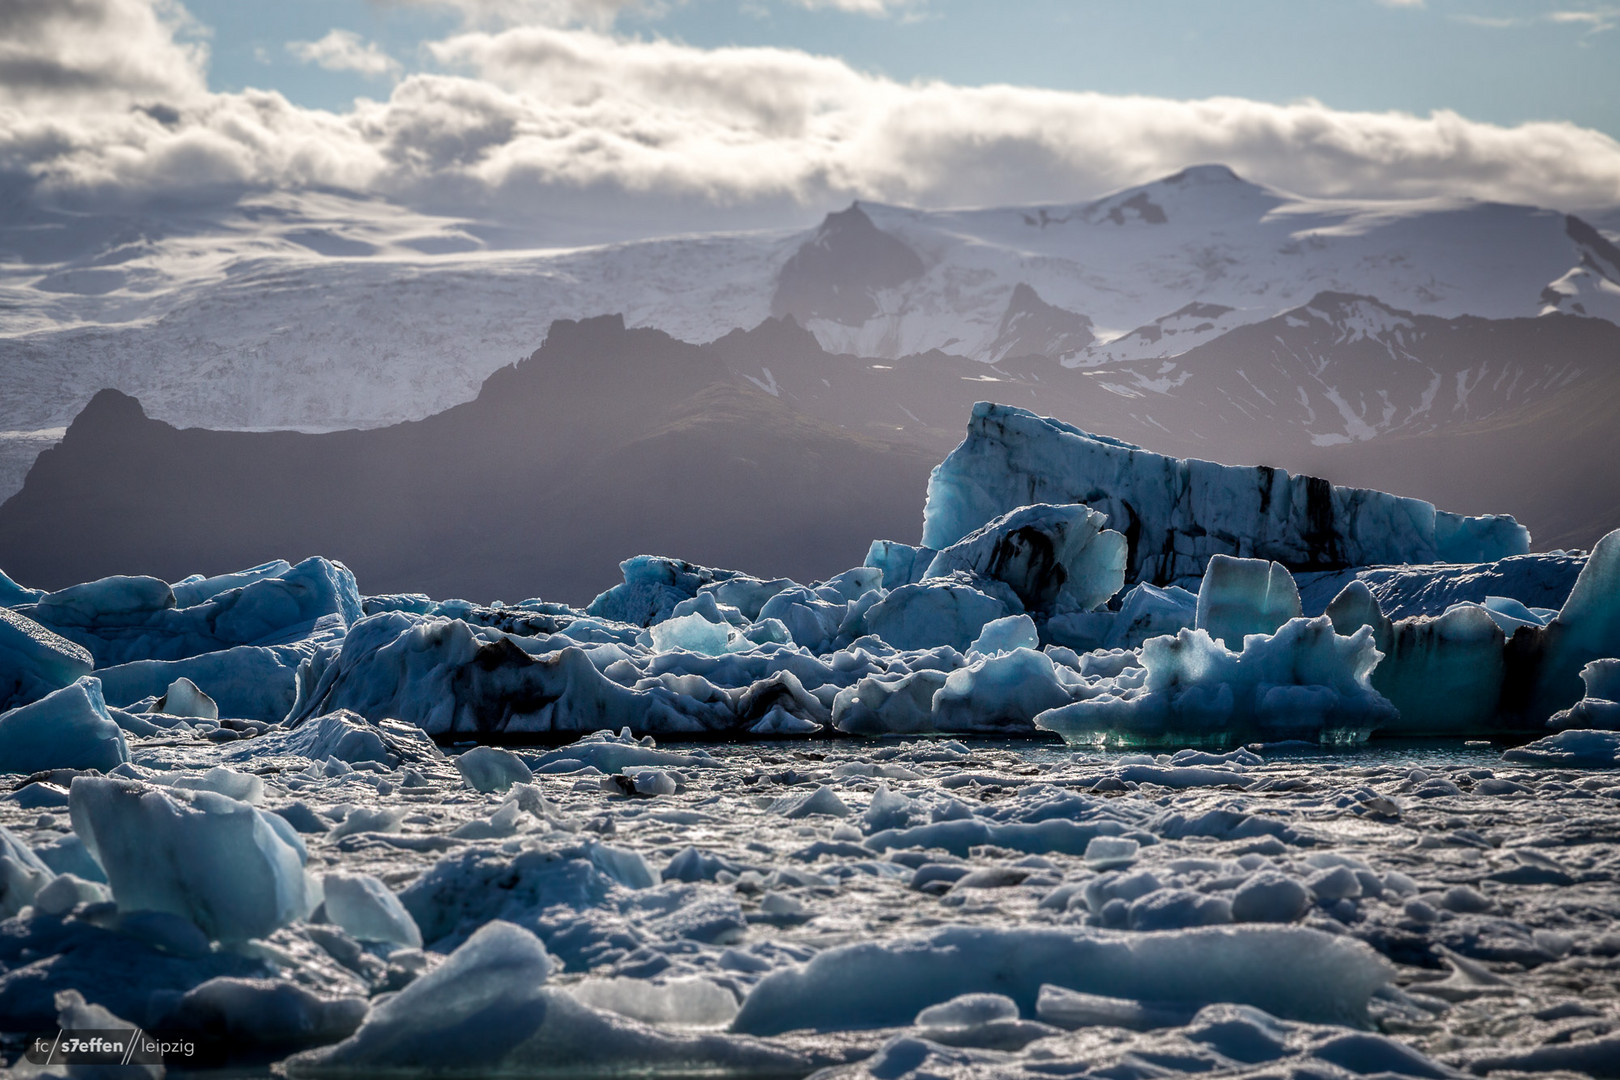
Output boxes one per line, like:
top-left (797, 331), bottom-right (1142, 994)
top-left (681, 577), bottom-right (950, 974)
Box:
top-left (3, 731), bottom-right (1617, 1080)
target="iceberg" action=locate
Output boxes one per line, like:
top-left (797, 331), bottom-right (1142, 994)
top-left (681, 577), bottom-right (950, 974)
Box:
top-left (1194, 555), bottom-right (1302, 648)
top-left (923, 503), bottom-right (1127, 615)
top-left (0, 677), bottom-right (130, 774)
top-left (0, 605), bottom-right (93, 711)
top-left (322, 872), bottom-right (423, 948)
top-left (1037, 617), bottom-right (1396, 748)
top-left (731, 924), bottom-right (1392, 1035)
top-left (18, 557), bottom-right (361, 667)
top-left (282, 920), bottom-right (805, 1078)
top-left (922, 402), bottom-right (1529, 584)
top-left (68, 776), bottom-right (320, 942)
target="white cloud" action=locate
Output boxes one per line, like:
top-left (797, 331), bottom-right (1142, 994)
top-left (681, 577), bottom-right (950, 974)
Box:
top-left (374, 0), bottom-right (659, 29)
top-left (0, 0), bottom-right (207, 106)
top-left (790, 0), bottom-right (923, 15)
top-left (289, 29), bottom-right (402, 78)
top-left (3, 9), bottom-right (1618, 232)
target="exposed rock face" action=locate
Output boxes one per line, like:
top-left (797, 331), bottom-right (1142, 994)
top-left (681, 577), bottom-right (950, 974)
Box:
top-left (770, 203), bottom-right (925, 326)
top-left (921, 403), bottom-right (1529, 586)
top-left (987, 283), bottom-right (1095, 363)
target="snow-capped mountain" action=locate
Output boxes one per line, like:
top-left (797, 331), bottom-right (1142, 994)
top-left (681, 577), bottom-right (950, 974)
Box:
top-left (2, 165), bottom-right (1617, 506)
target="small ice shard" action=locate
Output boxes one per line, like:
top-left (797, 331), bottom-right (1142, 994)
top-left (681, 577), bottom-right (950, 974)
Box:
top-left (1084, 836), bottom-right (1139, 869)
top-left (771, 784), bottom-right (850, 818)
top-left (323, 871), bottom-right (424, 948)
top-left (32, 871), bottom-right (111, 916)
top-left (168, 766), bottom-right (265, 805)
top-left (455, 745), bottom-right (533, 792)
top-left (68, 776), bottom-right (319, 942)
top-left (1196, 555), bottom-right (1302, 648)
top-left (0, 604), bottom-right (93, 711)
top-left (249, 709), bottom-right (444, 767)
top-left (0, 676), bottom-right (130, 774)
top-left (1502, 729), bottom-right (1620, 767)
top-left (154, 676), bottom-right (219, 720)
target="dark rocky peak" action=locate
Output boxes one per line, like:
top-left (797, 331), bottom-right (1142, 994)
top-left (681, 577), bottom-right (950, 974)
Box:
top-left (770, 202), bottom-right (925, 327)
top-left (1567, 214), bottom-right (1620, 282)
top-left (65, 388), bottom-right (152, 436)
top-left (708, 315), bottom-right (829, 368)
top-left (989, 283), bottom-right (1095, 363)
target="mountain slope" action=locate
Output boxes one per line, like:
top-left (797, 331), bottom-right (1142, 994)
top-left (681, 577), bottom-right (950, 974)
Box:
top-left (0, 317), bottom-right (936, 603)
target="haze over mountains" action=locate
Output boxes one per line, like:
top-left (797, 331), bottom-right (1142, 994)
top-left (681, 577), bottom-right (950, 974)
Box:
top-left (3, 164), bottom-right (1619, 598)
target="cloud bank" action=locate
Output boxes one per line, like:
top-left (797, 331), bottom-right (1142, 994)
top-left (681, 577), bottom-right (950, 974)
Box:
top-left (2, 1), bottom-right (1618, 237)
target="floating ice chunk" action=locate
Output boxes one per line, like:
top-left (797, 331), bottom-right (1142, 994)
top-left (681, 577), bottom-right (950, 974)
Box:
top-left (749, 706), bottom-right (821, 735)
top-left (455, 746), bottom-right (533, 793)
top-left (570, 976), bottom-right (740, 1028)
top-left (0, 605), bottom-right (93, 711)
top-left (531, 729), bottom-right (714, 773)
top-left (731, 924), bottom-right (1392, 1035)
top-left (921, 402), bottom-right (1526, 583)
top-left (1548, 659), bottom-right (1620, 730)
top-left (587, 556), bottom-right (753, 626)
top-left (1046, 582), bottom-right (1201, 654)
top-left (916, 993), bottom-right (1019, 1028)
top-left (1038, 618), bottom-right (1395, 748)
top-left (1196, 556), bottom-right (1302, 648)
top-left (0, 677), bottom-right (130, 774)
top-left (648, 612), bottom-right (748, 656)
top-left (1480, 594), bottom-right (1551, 634)
top-left (771, 784), bottom-right (849, 818)
top-left (97, 643), bottom-right (312, 725)
top-left (31, 871), bottom-right (110, 916)
top-left (614, 768), bottom-right (678, 797)
top-left (69, 776), bottom-right (319, 942)
top-left (865, 540), bottom-right (937, 589)
top-left (1516, 529), bottom-right (1620, 721)
top-left (244, 710), bottom-right (443, 768)
top-left (167, 766), bottom-right (265, 805)
top-left (925, 503), bottom-right (1127, 615)
top-left (698, 575), bottom-right (797, 622)
top-left (931, 648), bottom-right (1074, 734)
top-left (291, 613), bottom-right (732, 736)
top-left (323, 872), bottom-right (423, 948)
top-left (155, 676), bottom-right (219, 720)
top-left (863, 576), bottom-right (1009, 653)
top-left (1231, 873), bottom-right (1312, 923)
top-left (45, 991), bottom-right (164, 1080)
top-left (159, 976), bottom-right (368, 1056)
top-left (832, 669), bottom-right (950, 735)
top-left (283, 920), bottom-right (803, 1079)
top-left (171, 560), bottom-right (293, 608)
top-left (329, 807), bottom-right (407, 839)
top-left (1502, 729), bottom-right (1620, 768)
top-left (670, 592), bottom-right (747, 628)
top-left (21, 558), bottom-right (361, 667)
top-left (968, 614), bottom-right (1039, 657)
top-left (1084, 836), bottom-right (1139, 870)
top-left (1, 823), bottom-right (55, 916)
top-left (1374, 603), bottom-right (1506, 735)
top-left (756, 588), bottom-right (847, 652)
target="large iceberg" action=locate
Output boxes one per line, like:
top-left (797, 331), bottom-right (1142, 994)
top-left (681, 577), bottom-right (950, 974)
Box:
top-left (922, 403), bottom-right (1529, 584)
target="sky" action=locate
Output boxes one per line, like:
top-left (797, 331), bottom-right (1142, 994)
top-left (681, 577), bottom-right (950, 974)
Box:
top-left (2, 0), bottom-right (1618, 241)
